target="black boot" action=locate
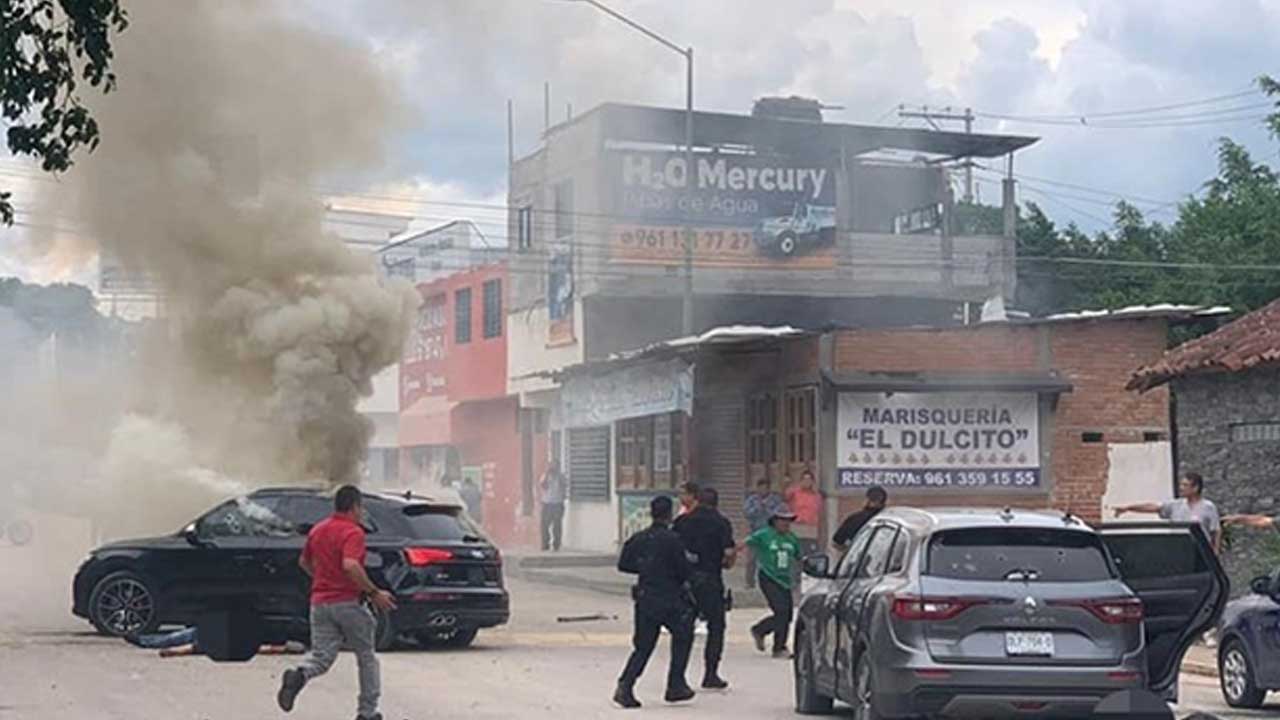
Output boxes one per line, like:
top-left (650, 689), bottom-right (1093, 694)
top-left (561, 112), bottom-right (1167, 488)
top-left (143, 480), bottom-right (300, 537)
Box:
top-left (277, 668), bottom-right (306, 712)
top-left (702, 673), bottom-right (729, 690)
top-left (664, 685), bottom-right (696, 703)
top-left (613, 683), bottom-right (641, 709)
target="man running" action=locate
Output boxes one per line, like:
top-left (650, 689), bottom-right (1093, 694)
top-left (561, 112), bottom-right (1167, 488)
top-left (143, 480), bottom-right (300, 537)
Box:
top-left (746, 509), bottom-right (803, 659)
top-left (277, 485), bottom-right (397, 720)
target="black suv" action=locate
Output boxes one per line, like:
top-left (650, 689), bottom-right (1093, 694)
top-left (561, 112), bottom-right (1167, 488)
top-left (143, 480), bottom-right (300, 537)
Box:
top-left (72, 487), bottom-right (509, 649)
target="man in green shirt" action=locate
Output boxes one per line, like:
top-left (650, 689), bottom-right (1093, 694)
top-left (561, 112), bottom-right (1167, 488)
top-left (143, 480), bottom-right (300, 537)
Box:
top-left (746, 510), bottom-right (803, 658)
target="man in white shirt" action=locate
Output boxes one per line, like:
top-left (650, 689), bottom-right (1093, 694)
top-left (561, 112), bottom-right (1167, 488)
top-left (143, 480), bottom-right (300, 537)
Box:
top-left (1115, 471), bottom-right (1221, 554)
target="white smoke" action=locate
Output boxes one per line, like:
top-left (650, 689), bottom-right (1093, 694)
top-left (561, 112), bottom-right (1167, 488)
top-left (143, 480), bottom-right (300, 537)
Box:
top-left (22, 0), bottom-right (421, 538)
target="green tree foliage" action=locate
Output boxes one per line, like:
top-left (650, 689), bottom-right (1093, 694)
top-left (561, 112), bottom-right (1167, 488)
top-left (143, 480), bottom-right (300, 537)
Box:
top-left (0, 0), bottom-right (128, 224)
top-left (982, 75), bottom-right (1280, 320)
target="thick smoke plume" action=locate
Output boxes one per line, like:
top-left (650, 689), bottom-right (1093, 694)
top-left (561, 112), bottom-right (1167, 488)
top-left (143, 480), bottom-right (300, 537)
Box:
top-left (34, 0), bottom-right (419, 501)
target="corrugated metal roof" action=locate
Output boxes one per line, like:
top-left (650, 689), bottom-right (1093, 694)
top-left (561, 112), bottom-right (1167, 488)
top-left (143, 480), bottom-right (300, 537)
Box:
top-left (1129, 297), bottom-right (1280, 391)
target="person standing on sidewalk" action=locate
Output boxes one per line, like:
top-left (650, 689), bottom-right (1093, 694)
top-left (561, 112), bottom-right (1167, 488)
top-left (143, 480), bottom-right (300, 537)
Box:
top-left (277, 485), bottom-right (397, 720)
top-left (746, 510), bottom-right (803, 658)
top-left (832, 487), bottom-right (888, 552)
top-left (742, 478), bottom-right (786, 589)
top-left (785, 469), bottom-right (822, 559)
top-left (614, 495), bottom-right (697, 709)
top-left (540, 462), bottom-right (567, 552)
top-left (673, 487), bottom-right (736, 690)
top-left (1114, 472), bottom-right (1222, 554)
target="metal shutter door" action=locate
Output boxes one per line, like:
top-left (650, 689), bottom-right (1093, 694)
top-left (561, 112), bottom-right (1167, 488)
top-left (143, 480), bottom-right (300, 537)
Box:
top-left (568, 425), bottom-right (611, 501)
top-left (701, 397), bottom-right (746, 534)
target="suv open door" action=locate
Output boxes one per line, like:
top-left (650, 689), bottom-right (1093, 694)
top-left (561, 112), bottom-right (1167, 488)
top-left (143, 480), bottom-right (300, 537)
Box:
top-left (1099, 523), bottom-right (1229, 696)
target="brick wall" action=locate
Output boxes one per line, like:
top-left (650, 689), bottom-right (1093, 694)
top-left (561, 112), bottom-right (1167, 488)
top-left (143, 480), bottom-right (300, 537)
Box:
top-left (831, 319), bottom-right (1171, 524)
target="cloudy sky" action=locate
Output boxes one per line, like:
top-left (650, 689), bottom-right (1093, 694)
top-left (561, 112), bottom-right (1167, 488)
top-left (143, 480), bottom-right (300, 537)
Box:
top-left (4, 0), bottom-right (1280, 282)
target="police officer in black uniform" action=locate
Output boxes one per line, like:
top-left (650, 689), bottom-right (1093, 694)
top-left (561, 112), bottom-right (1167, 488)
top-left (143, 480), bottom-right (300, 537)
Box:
top-left (614, 495), bottom-right (697, 709)
top-left (673, 486), bottom-right (736, 689)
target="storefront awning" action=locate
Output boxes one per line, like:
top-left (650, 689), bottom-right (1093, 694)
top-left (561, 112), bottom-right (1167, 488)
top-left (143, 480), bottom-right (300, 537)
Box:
top-left (823, 369), bottom-right (1073, 394)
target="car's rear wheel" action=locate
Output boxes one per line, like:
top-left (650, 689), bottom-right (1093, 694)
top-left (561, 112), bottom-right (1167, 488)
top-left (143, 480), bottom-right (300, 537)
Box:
top-left (416, 627), bottom-right (478, 650)
top-left (793, 622), bottom-right (833, 715)
top-left (1220, 640), bottom-right (1266, 708)
top-left (89, 570), bottom-right (159, 637)
top-left (373, 608), bottom-right (400, 652)
top-left (777, 231), bottom-right (798, 256)
top-left (851, 651), bottom-right (883, 720)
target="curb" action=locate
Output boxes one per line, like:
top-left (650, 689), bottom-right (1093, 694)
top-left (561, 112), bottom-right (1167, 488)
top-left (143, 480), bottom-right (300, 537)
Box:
top-left (1182, 660), bottom-right (1217, 679)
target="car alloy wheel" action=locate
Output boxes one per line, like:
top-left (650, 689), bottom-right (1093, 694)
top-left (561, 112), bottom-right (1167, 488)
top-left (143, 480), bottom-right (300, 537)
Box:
top-left (1220, 642), bottom-right (1265, 708)
top-left (95, 577), bottom-right (155, 636)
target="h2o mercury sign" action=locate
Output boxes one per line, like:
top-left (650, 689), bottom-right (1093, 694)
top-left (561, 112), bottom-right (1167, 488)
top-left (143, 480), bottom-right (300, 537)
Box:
top-left (837, 392), bottom-right (1042, 491)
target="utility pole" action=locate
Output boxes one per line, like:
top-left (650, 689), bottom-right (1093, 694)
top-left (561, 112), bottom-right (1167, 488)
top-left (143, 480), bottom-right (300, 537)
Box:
top-left (557, 0), bottom-right (695, 335)
top-left (897, 105), bottom-right (976, 203)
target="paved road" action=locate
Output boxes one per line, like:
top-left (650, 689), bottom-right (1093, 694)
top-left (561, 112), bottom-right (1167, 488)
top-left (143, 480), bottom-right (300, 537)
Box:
top-left (0, 530), bottom-right (1266, 719)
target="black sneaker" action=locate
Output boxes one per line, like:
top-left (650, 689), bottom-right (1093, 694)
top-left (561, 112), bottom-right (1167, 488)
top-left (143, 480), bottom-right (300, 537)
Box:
top-left (701, 675), bottom-right (729, 690)
top-left (277, 668), bottom-right (305, 712)
top-left (750, 627), bottom-right (767, 653)
top-left (664, 686), bottom-right (696, 703)
top-left (355, 715), bottom-right (383, 720)
top-left (772, 648), bottom-right (792, 660)
top-left (613, 684), bottom-right (641, 709)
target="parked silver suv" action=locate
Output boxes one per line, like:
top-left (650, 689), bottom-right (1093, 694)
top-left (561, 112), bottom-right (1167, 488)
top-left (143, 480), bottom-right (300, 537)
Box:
top-left (793, 507), bottom-right (1226, 719)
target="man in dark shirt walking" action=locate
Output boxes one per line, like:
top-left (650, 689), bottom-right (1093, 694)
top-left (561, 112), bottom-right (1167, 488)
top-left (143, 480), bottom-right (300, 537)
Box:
top-left (832, 486), bottom-right (888, 552)
top-left (614, 495), bottom-right (697, 709)
top-left (277, 485), bottom-right (397, 720)
top-left (673, 487), bottom-right (736, 690)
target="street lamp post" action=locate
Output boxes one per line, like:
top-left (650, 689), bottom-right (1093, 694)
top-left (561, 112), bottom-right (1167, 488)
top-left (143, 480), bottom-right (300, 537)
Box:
top-left (556, 0), bottom-right (696, 335)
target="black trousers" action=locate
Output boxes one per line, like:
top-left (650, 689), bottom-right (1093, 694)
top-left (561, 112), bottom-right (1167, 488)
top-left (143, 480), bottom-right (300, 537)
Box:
top-left (752, 573), bottom-right (793, 652)
top-left (690, 573), bottom-right (727, 678)
top-left (618, 594), bottom-right (694, 692)
top-left (541, 503), bottom-right (564, 550)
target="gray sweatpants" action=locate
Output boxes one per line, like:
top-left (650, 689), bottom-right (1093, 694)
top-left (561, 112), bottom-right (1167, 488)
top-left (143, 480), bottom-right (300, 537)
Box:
top-left (300, 601), bottom-right (380, 717)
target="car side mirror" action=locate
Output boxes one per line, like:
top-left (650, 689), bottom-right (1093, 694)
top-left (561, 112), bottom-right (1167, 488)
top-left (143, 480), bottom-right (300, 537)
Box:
top-left (183, 524), bottom-right (207, 547)
top-left (802, 554), bottom-right (832, 579)
top-left (1251, 575), bottom-right (1277, 597)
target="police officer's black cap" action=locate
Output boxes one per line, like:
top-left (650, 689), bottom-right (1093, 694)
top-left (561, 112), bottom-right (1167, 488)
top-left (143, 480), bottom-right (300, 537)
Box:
top-left (651, 495), bottom-right (674, 519)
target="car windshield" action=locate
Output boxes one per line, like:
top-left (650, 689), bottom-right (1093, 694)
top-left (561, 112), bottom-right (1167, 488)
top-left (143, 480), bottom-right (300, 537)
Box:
top-left (926, 527), bottom-right (1115, 582)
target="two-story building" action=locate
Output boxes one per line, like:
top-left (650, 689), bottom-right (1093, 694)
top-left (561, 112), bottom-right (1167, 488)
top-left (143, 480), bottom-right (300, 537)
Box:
top-left (502, 99), bottom-right (1039, 546)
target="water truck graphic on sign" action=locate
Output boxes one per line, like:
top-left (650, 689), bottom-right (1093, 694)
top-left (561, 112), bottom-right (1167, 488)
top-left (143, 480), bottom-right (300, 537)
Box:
top-left (622, 154), bottom-right (828, 201)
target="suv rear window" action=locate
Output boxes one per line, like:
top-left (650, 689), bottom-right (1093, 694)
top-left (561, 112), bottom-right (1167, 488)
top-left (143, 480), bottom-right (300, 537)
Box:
top-left (926, 527), bottom-right (1114, 582)
top-left (370, 503), bottom-right (483, 541)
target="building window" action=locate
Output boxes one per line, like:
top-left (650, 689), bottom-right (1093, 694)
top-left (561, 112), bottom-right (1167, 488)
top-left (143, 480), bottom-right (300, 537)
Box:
top-left (454, 288), bottom-right (472, 344)
top-left (482, 279), bottom-right (502, 338)
top-left (554, 180), bottom-right (574, 239)
top-left (517, 206), bottom-right (534, 250)
top-left (616, 416), bottom-right (654, 490)
top-left (747, 393), bottom-right (779, 465)
top-left (1231, 423), bottom-right (1280, 443)
top-left (786, 387), bottom-right (817, 465)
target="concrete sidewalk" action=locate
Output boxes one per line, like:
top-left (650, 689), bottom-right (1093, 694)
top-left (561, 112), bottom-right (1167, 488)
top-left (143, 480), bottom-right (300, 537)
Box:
top-left (1182, 643), bottom-right (1218, 678)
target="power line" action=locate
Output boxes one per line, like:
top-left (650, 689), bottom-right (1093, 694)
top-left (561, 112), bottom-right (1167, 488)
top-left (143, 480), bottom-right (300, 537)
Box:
top-left (973, 86), bottom-right (1264, 122)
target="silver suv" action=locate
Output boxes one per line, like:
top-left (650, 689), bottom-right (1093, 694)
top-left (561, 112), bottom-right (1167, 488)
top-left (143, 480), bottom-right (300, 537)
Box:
top-left (793, 507), bottom-right (1226, 719)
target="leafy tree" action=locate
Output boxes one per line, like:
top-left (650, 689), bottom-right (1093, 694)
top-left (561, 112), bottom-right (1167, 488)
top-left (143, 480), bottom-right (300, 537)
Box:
top-left (1, 0), bottom-right (128, 224)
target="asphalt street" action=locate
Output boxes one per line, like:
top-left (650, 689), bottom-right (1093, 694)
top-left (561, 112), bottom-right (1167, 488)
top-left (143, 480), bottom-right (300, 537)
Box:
top-left (0, 526), bottom-right (1266, 719)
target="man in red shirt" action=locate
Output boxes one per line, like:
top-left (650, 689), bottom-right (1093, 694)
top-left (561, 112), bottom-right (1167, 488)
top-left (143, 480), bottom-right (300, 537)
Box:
top-left (277, 485), bottom-right (396, 720)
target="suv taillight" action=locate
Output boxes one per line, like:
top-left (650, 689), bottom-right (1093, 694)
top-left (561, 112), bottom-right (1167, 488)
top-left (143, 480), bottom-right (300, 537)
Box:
top-left (892, 595), bottom-right (994, 621)
top-left (404, 547), bottom-right (453, 566)
top-left (1052, 597), bottom-right (1144, 624)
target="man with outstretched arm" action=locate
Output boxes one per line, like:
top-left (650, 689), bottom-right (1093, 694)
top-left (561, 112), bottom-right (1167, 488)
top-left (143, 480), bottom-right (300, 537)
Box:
top-left (277, 485), bottom-right (397, 720)
top-left (1114, 472), bottom-right (1221, 554)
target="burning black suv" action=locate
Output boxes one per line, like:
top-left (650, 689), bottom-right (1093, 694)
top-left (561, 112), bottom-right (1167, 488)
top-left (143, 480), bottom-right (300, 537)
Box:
top-left (72, 487), bottom-right (509, 650)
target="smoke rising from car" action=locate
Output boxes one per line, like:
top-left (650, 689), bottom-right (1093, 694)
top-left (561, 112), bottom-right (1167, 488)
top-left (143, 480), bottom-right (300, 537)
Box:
top-left (26, 0), bottom-right (419, 509)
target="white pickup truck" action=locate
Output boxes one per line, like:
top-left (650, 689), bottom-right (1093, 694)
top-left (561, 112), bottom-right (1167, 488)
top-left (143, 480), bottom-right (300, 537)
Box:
top-left (755, 202), bottom-right (837, 257)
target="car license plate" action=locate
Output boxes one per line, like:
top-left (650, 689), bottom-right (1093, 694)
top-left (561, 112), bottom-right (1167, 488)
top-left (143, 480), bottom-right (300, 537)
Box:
top-left (1005, 631), bottom-right (1054, 657)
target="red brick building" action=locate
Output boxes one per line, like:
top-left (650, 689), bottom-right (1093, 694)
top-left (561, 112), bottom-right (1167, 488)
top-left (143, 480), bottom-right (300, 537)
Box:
top-left (546, 307), bottom-right (1226, 550)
